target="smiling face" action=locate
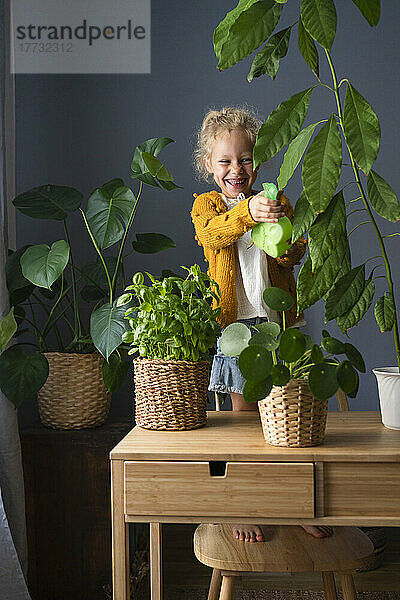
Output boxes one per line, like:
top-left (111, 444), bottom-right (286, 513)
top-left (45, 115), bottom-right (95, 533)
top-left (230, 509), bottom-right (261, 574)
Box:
top-left (205, 129), bottom-right (258, 199)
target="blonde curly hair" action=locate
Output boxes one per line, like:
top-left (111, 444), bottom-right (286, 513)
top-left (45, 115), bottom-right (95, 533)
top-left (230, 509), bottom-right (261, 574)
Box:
top-left (193, 106), bottom-right (262, 182)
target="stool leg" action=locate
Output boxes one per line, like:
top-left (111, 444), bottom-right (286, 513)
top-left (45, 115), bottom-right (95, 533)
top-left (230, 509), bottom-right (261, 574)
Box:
top-left (340, 573), bottom-right (356, 600)
top-left (322, 572), bottom-right (337, 600)
top-left (208, 569), bottom-right (222, 600)
top-left (219, 574), bottom-right (236, 600)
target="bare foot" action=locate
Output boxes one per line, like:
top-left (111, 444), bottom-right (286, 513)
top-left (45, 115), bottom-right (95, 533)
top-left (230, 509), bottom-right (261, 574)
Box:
top-left (232, 524), bottom-right (265, 542)
top-left (301, 525), bottom-right (333, 538)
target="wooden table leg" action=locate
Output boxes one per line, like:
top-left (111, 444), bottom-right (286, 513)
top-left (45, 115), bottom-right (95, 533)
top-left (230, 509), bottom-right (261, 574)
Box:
top-left (322, 572), bottom-right (337, 600)
top-left (111, 460), bottom-right (130, 600)
top-left (340, 573), bottom-right (356, 600)
top-left (150, 522), bottom-right (162, 600)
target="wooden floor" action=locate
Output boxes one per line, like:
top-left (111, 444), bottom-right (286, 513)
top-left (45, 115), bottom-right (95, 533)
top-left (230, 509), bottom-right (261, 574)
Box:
top-left (162, 525), bottom-right (400, 593)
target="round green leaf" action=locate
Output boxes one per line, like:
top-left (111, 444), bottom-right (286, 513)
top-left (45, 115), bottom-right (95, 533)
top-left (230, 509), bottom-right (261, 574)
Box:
top-left (321, 336), bottom-right (345, 355)
top-left (220, 322), bottom-right (251, 357)
top-left (271, 364), bottom-right (290, 386)
top-left (304, 334), bottom-right (314, 351)
top-left (20, 240), bottom-right (70, 289)
top-left (255, 321), bottom-right (281, 337)
top-left (13, 184), bottom-right (82, 220)
top-left (337, 360), bottom-right (359, 395)
top-left (347, 370), bottom-right (360, 398)
top-left (308, 363), bottom-right (339, 400)
top-left (238, 344), bottom-right (272, 382)
top-left (263, 287), bottom-right (294, 311)
top-left (243, 376), bottom-right (273, 403)
top-left (0, 345), bottom-right (49, 407)
top-left (249, 331), bottom-right (279, 351)
top-left (344, 343), bottom-right (366, 373)
top-left (279, 328), bottom-right (306, 363)
top-left (311, 344), bottom-right (324, 364)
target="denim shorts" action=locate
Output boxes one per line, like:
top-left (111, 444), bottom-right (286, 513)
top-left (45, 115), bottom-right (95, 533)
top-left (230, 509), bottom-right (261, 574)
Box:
top-left (208, 317), bottom-right (270, 395)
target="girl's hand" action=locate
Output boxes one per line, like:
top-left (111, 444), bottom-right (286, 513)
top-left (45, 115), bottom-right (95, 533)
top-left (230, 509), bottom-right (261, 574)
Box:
top-left (285, 239), bottom-right (296, 256)
top-left (249, 190), bottom-right (286, 223)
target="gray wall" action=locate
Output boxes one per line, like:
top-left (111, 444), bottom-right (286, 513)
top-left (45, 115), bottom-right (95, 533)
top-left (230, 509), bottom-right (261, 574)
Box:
top-left (15, 1), bottom-right (400, 422)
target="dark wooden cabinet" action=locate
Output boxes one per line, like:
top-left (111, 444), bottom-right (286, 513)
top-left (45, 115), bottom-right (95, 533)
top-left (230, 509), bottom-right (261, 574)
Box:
top-left (21, 420), bottom-right (132, 600)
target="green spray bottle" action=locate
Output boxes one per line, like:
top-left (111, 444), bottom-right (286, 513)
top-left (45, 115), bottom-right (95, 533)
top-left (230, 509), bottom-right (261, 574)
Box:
top-left (251, 183), bottom-right (293, 258)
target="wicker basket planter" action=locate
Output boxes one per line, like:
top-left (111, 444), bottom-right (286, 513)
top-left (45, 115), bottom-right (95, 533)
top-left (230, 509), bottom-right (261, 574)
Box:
top-left (258, 379), bottom-right (328, 447)
top-left (37, 352), bottom-right (111, 430)
top-left (133, 358), bottom-right (210, 430)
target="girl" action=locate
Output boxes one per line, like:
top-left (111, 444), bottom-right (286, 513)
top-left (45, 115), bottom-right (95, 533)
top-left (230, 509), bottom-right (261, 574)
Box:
top-left (192, 106), bottom-right (332, 542)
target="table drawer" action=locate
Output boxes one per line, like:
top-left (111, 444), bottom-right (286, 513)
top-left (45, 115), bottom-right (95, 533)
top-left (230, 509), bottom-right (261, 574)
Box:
top-left (124, 461), bottom-right (314, 518)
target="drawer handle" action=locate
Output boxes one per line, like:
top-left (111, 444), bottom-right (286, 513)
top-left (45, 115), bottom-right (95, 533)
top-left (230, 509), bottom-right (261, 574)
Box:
top-left (209, 461), bottom-right (227, 477)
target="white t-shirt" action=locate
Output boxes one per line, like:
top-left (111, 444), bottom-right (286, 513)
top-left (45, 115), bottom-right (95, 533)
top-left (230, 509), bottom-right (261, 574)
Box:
top-left (223, 194), bottom-right (279, 323)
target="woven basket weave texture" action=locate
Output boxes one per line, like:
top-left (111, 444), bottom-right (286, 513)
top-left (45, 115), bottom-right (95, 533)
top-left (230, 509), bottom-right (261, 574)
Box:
top-left (37, 352), bottom-right (111, 430)
top-left (258, 379), bottom-right (328, 447)
top-left (134, 358), bottom-right (210, 430)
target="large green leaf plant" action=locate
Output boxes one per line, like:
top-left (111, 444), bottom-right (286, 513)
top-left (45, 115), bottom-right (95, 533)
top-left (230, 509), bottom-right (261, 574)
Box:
top-left (0, 138), bottom-right (179, 406)
top-left (213, 0), bottom-right (400, 368)
top-left (118, 264), bottom-right (221, 361)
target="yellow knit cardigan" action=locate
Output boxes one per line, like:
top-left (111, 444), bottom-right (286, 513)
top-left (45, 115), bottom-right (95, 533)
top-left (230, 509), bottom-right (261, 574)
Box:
top-left (191, 190), bottom-right (307, 329)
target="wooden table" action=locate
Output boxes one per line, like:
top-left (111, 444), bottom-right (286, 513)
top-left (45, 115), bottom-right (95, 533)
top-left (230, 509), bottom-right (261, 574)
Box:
top-left (110, 411), bottom-right (400, 600)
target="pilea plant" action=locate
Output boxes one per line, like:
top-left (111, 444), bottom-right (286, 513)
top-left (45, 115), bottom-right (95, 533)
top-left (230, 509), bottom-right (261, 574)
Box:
top-left (118, 265), bottom-right (221, 361)
top-left (0, 138), bottom-right (179, 406)
top-left (220, 287), bottom-right (363, 402)
top-left (213, 0), bottom-right (400, 368)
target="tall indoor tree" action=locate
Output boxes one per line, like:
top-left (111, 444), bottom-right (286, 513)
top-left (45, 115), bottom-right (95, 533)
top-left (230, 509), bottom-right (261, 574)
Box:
top-left (212, 0), bottom-right (400, 369)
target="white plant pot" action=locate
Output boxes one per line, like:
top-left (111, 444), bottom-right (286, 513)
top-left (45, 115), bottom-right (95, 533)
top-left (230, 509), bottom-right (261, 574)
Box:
top-left (372, 367), bottom-right (400, 430)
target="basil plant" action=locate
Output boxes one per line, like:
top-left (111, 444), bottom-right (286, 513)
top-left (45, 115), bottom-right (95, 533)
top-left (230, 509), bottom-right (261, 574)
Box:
top-left (117, 265), bottom-right (221, 362)
top-left (213, 0), bottom-right (400, 368)
top-left (0, 138), bottom-right (179, 407)
top-left (220, 287), bottom-right (364, 403)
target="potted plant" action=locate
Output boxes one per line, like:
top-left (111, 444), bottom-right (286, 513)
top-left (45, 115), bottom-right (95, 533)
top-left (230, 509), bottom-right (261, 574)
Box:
top-left (212, 0), bottom-right (400, 429)
top-left (0, 138), bottom-right (178, 428)
top-left (117, 264), bottom-right (221, 430)
top-left (220, 286), bottom-right (363, 446)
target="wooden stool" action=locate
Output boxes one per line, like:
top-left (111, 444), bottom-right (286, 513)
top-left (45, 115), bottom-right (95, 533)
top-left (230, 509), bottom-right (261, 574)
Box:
top-left (194, 523), bottom-right (374, 600)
